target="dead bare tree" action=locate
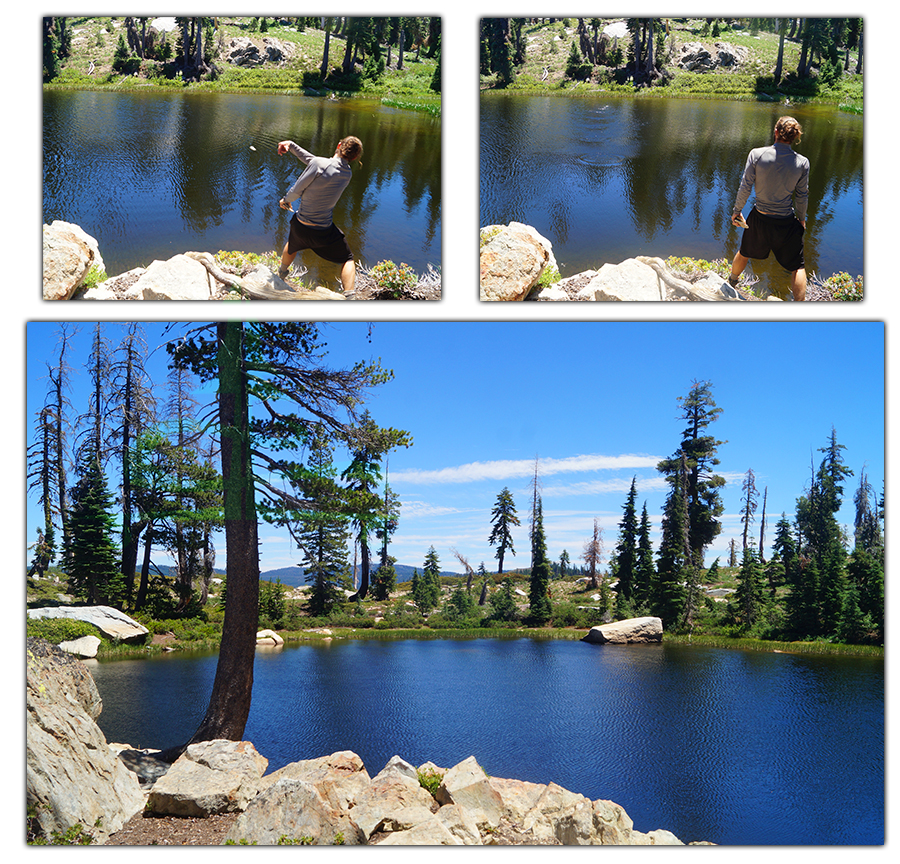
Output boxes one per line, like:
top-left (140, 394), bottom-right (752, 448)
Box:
top-left (451, 548), bottom-right (476, 593)
top-left (583, 518), bottom-right (604, 590)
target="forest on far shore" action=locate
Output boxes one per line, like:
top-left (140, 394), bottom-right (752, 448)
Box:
top-left (27, 324), bottom-right (883, 658)
top-left (480, 17), bottom-right (863, 113)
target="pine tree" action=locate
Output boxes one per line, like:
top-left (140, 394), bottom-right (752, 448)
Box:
top-left (67, 457), bottom-right (123, 605)
top-left (163, 321), bottom-right (402, 757)
top-left (488, 487), bottom-right (520, 574)
top-left (795, 428), bottom-right (853, 637)
top-left (26, 406), bottom-right (59, 577)
top-left (734, 545), bottom-right (766, 632)
top-left (766, 513), bottom-right (796, 598)
top-left (296, 427), bottom-right (350, 617)
top-left (341, 411), bottom-right (410, 601)
top-left (657, 379), bottom-right (726, 570)
top-left (488, 578), bottom-right (518, 622)
top-left (633, 502), bottom-right (655, 610)
top-left (652, 462), bottom-right (689, 628)
top-left (414, 547), bottom-right (442, 611)
top-left (613, 477), bottom-right (639, 601)
top-left (528, 497), bottom-right (553, 624)
top-left (846, 547), bottom-right (883, 640)
top-left (835, 579), bottom-right (872, 644)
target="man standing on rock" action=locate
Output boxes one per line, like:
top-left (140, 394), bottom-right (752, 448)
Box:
top-left (277, 136), bottom-right (363, 292)
top-left (728, 116), bottom-right (809, 300)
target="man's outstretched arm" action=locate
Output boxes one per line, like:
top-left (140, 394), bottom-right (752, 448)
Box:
top-left (277, 140), bottom-right (315, 166)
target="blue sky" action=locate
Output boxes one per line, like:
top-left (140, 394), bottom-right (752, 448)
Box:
top-left (26, 321), bottom-right (884, 578)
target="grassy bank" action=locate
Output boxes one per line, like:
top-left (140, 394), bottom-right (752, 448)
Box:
top-left (483, 18), bottom-right (862, 113)
top-left (27, 563), bottom-right (881, 661)
top-left (45, 16), bottom-right (440, 115)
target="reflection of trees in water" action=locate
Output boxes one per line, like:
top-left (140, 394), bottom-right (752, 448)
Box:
top-left (481, 95), bottom-right (862, 275)
top-left (45, 91), bottom-right (440, 276)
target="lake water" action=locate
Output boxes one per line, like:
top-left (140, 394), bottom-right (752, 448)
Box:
top-left (88, 636), bottom-right (884, 845)
top-left (480, 95), bottom-right (863, 299)
top-left (43, 90), bottom-right (441, 288)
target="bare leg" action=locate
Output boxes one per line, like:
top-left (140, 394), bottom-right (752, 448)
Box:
top-left (730, 251), bottom-right (749, 284)
top-left (279, 242), bottom-right (296, 278)
top-left (791, 268), bottom-right (807, 302)
top-left (340, 259), bottom-right (356, 293)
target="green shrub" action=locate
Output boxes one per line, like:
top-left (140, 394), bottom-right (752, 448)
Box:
top-left (821, 271), bottom-right (863, 301)
top-left (417, 769), bottom-right (442, 799)
top-left (26, 618), bottom-right (102, 644)
top-left (370, 260), bottom-right (418, 298)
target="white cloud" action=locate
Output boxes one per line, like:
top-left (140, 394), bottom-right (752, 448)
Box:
top-left (541, 476), bottom-right (669, 498)
top-left (392, 453), bottom-right (662, 485)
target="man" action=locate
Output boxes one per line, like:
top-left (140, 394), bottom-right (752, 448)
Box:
top-left (277, 135), bottom-right (363, 292)
top-left (729, 116), bottom-right (809, 300)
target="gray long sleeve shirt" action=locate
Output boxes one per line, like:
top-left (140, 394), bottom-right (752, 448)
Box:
top-left (282, 141), bottom-right (352, 228)
top-left (733, 141), bottom-right (810, 222)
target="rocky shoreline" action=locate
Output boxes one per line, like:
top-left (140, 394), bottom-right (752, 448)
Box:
top-left (480, 222), bottom-right (771, 301)
top-left (27, 636), bottom-right (712, 846)
top-left (41, 220), bottom-right (440, 301)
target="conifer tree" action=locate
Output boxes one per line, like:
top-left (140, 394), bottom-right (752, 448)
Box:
top-left (414, 546), bottom-right (442, 611)
top-left (795, 428), bottom-right (852, 637)
top-left (296, 426), bottom-right (350, 617)
top-left (26, 406), bottom-right (60, 578)
top-left (658, 380), bottom-right (725, 570)
top-left (836, 578), bottom-right (872, 644)
top-left (734, 545), bottom-right (766, 632)
top-left (163, 321), bottom-right (401, 757)
top-left (67, 456), bottom-right (123, 605)
top-left (612, 477), bottom-right (639, 601)
top-left (652, 460), bottom-right (689, 628)
top-left (488, 578), bottom-right (518, 622)
top-left (488, 487), bottom-right (520, 575)
top-left (528, 497), bottom-right (553, 624)
top-left (633, 502), bottom-right (655, 610)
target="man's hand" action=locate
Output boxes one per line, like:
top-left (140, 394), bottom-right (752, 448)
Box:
top-left (277, 140), bottom-right (292, 155)
top-left (279, 198), bottom-right (293, 211)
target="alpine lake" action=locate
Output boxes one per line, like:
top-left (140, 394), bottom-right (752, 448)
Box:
top-left (480, 94), bottom-right (862, 300)
top-left (43, 89), bottom-right (441, 290)
top-left (89, 634), bottom-right (884, 845)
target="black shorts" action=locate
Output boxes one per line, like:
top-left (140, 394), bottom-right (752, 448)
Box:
top-left (739, 207), bottom-right (805, 271)
top-left (286, 217), bottom-right (353, 264)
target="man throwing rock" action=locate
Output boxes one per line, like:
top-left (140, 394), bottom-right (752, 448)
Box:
top-left (277, 136), bottom-right (363, 292)
top-left (729, 116), bottom-right (809, 300)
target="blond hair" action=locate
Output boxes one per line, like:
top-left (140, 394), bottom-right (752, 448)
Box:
top-left (338, 136), bottom-right (363, 166)
top-left (775, 116), bottom-right (802, 145)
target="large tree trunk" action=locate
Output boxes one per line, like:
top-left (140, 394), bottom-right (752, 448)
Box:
top-left (349, 540), bottom-right (369, 601)
top-left (774, 19), bottom-right (786, 83)
top-left (320, 22), bottom-right (331, 76)
top-left (134, 525), bottom-right (153, 611)
top-left (161, 322), bottom-right (259, 761)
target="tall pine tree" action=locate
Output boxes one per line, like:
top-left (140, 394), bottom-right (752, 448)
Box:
top-left (612, 477), bottom-right (639, 601)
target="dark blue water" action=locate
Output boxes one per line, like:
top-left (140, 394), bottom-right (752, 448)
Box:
top-left (89, 637), bottom-right (884, 845)
top-left (480, 96), bottom-right (863, 299)
top-left (43, 89), bottom-right (441, 287)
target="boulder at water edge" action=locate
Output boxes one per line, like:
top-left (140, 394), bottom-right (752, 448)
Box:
top-left (479, 222), bottom-right (557, 301)
top-left (27, 604), bottom-right (149, 643)
top-left (26, 639), bottom-right (145, 843)
top-left (582, 616), bottom-right (663, 644)
top-left (42, 221), bottom-right (105, 300)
